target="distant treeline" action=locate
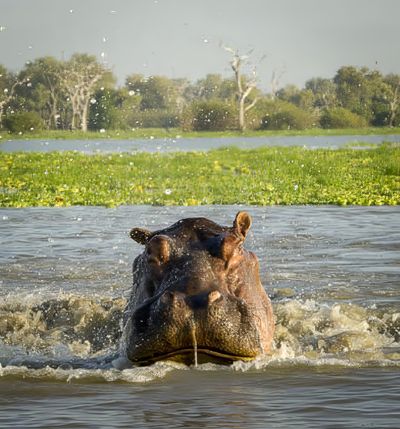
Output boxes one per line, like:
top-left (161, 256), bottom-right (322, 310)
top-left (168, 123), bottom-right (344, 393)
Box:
top-left (1, 53), bottom-right (399, 133)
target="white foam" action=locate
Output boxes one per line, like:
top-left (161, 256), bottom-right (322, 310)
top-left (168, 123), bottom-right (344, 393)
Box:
top-left (0, 361), bottom-right (179, 383)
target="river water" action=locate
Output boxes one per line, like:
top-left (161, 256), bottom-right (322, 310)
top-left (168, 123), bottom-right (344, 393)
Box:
top-left (0, 205), bottom-right (399, 428)
top-left (1, 134), bottom-right (400, 153)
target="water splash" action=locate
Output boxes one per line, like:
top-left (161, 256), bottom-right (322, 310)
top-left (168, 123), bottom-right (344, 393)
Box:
top-left (0, 293), bottom-right (399, 379)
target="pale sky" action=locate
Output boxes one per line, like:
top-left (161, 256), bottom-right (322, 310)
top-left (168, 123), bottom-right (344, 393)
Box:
top-left (1, 0), bottom-right (399, 92)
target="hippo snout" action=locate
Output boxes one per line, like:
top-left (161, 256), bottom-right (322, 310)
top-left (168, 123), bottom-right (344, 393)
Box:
top-left (124, 288), bottom-right (264, 365)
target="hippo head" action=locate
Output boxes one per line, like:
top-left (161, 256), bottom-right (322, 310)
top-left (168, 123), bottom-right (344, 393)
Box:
top-left (121, 211), bottom-right (274, 365)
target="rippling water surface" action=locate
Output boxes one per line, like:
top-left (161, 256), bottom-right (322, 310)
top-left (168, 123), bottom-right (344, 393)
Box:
top-left (1, 134), bottom-right (400, 153)
top-left (0, 205), bottom-right (399, 428)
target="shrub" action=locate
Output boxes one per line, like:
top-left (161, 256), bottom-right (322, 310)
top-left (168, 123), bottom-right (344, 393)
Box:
top-left (3, 111), bottom-right (44, 133)
top-left (370, 103), bottom-right (400, 127)
top-left (259, 100), bottom-right (315, 130)
top-left (243, 99), bottom-right (273, 129)
top-left (130, 109), bottom-right (180, 128)
top-left (89, 90), bottom-right (124, 130)
top-left (320, 107), bottom-right (368, 129)
top-left (182, 100), bottom-right (236, 131)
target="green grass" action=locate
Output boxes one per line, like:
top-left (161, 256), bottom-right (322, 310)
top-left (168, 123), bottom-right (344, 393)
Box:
top-left (1, 144), bottom-right (399, 207)
top-left (2, 127), bottom-right (400, 141)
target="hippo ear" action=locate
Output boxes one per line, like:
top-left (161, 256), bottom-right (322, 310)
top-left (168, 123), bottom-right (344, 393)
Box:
top-left (233, 211), bottom-right (252, 239)
top-left (130, 227), bottom-right (152, 244)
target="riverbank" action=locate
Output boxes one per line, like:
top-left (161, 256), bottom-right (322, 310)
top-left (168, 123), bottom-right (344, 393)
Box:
top-left (1, 145), bottom-right (399, 207)
top-left (2, 127), bottom-right (400, 141)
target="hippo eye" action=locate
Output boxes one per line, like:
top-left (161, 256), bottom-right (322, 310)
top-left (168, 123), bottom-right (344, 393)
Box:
top-left (146, 235), bottom-right (172, 266)
top-left (220, 234), bottom-right (242, 262)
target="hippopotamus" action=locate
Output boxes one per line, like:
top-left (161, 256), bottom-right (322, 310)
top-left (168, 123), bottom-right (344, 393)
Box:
top-left (121, 211), bottom-right (274, 366)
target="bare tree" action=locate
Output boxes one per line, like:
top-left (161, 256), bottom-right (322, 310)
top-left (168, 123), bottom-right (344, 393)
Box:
top-left (385, 74), bottom-right (400, 127)
top-left (389, 86), bottom-right (399, 127)
top-left (223, 47), bottom-right (259, 131)
top-left (60, 54), bottom-right (106, 131)
top-left (270, 68), bottom-right (286, 100)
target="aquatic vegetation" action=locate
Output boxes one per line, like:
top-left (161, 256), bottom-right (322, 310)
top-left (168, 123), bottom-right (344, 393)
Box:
top-left (0, 145), bottom-right (399, 207)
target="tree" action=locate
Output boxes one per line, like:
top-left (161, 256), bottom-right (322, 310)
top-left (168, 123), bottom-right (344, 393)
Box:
top-left (276, 84), bottom-right (314, 110)
top-left (333, 66), bottom-right (386, 123)
top-left (193, 74), bottom-right (224, 99)
top-left (270, 68), bottom-right (285, 100)
top-left (223, 47), bottom-right (259, 131)
top-left (125, 74), bottom-right (179, 111)
top-left (18, 57), bottom-right (64, 129)
top-left (172, 78), bottom-right (191, 114)
top-left (305, 78), bottom-right (337, 109)
top-left (188, 74), bottom-right (236, 102)
top-left (384, 74), bottom-right (400, 127)
top-left (124, 74), bottom-right (184, 128)
top-left (89, 87), bottom-right (141, 130)
top-left (60, 54), bottom-right (109, 131)
top-left (0, 65), bottom-right (29, 129)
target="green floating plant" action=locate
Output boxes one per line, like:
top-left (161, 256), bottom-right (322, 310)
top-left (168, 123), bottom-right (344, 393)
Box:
top-left (1, 144), bottom-right (399, 207)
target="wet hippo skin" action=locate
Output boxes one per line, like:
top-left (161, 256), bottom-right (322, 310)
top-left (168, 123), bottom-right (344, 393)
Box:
top-left (122, 211), bottom-right (275, 365)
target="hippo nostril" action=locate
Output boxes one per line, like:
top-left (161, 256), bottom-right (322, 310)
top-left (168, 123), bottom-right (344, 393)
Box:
top-left (208, 290), bottom-right (222, 304)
